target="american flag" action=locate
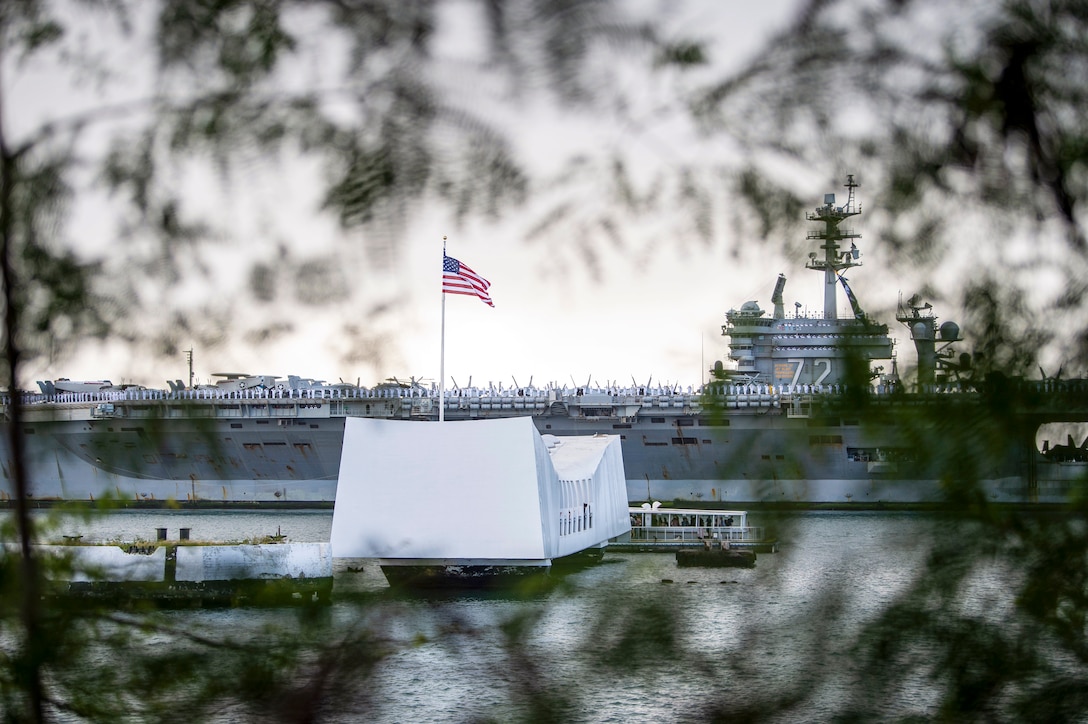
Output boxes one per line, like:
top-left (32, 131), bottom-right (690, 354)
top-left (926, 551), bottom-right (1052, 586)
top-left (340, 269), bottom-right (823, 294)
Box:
top-left (443, 254), bottom-right (494, 307)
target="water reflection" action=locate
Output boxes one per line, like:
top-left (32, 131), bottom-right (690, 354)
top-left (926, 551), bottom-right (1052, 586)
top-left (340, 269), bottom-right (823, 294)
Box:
top-left (18, 509), bottom-right (952, 720)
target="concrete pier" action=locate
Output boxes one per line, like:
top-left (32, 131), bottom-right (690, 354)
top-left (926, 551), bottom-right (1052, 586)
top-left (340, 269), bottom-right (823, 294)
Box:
top-left (34, 540), bottom-right (333, 607)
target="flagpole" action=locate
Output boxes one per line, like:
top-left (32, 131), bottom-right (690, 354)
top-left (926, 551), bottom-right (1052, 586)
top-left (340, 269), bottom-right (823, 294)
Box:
top-left (439, 236), bottom-right (446, 422)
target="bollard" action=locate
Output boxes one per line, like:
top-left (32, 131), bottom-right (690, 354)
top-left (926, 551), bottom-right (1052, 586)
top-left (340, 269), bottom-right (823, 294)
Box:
top-left (156, 527), bottom-right (167, 541)
top-left (179, 528), bottom-right (190, 541)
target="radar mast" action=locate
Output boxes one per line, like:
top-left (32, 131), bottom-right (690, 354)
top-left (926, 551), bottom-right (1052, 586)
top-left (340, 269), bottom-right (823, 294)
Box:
top-left (805, 175), bottom-right (862, 319)
top-left (718, 174), bottom-right (894, 388)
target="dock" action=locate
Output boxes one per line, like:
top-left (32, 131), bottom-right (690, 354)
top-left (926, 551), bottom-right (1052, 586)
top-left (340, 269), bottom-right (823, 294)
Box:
top-left (33, 534), bottom-right (332, 607)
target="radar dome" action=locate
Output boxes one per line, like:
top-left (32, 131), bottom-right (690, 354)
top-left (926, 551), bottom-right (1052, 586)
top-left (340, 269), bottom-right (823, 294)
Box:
top-left (912, 321), bottom-right (933, 341)
top-left (939, 321), bottom-right (960, 341)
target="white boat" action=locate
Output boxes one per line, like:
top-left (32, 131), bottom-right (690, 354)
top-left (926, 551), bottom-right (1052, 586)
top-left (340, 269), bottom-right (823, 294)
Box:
top-left (611, 502), bottom-right (778, 552)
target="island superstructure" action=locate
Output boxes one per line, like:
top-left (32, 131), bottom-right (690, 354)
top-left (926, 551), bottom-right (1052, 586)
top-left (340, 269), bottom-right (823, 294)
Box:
top-left (5, 177), bottom-right (1087, 506)
top-left (718, 175), bottom-right (895, 390)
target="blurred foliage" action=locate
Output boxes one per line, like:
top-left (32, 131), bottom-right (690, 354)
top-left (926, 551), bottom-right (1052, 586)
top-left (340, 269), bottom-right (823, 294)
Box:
top-left (838, 501), bottom-right (1088, 721)
top-left (1, 0), bottom-right (1088, 722)
top-left (1, 0), bottom-right (695, 373)
top-left (693, 0), bottom-right (1088, 375)
top-left (3, 1), bottom-right (1087, 374)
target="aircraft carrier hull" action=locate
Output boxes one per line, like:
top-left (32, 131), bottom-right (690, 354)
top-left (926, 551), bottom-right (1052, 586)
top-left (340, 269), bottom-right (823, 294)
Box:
top-left (0, 386), bottom-right (1082, 507)
top-left (7, 177), bottom-right (1085, 508)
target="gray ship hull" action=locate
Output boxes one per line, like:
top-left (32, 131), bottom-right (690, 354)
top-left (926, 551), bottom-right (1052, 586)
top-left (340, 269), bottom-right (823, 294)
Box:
top-left (7, 178), bottom-right (1082, 508)
top-left (1, 385), bottom-right (1083, 506)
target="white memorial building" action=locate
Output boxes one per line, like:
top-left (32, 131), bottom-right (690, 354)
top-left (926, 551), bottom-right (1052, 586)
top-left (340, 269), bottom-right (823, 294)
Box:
top-left (330, 416), bottom-right (630, 586)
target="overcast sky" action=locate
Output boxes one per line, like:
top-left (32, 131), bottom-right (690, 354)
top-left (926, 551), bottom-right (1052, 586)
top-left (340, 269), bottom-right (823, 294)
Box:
top-left (10, 0), bottom-right (955, 392)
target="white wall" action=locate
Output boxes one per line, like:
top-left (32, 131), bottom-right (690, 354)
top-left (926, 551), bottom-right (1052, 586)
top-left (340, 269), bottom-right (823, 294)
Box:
top-left (176, 543), bottom-right (332, 582)
top-left (37, 545), bottom-right (166, 582)
top-left (331, 417), bottom-right (550, 560)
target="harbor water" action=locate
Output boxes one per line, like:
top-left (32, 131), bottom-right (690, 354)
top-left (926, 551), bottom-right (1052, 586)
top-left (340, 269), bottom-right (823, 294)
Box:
top-left (21, 509), bottom-right (977, 720)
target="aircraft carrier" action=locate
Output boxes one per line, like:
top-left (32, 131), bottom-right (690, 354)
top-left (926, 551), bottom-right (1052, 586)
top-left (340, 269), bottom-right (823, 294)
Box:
top-left (5, 176), bottom-right (1087, 506)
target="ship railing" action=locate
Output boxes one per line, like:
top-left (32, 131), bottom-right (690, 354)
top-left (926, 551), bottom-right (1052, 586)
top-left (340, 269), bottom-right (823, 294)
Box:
top-left (10, 377), bottom-right (1088, 409)
top-left (629, 525), bottom-right (765, 544)
top-left (701, 383), bottom-right (912, 398)
top-left (14, 386), bottom-right (381, 405)
top-left (434, 385), bottom-right (699, 399)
